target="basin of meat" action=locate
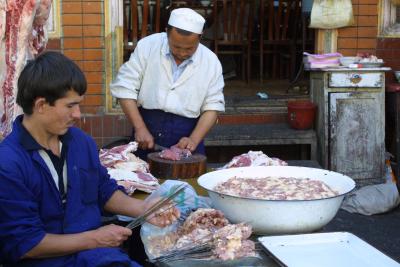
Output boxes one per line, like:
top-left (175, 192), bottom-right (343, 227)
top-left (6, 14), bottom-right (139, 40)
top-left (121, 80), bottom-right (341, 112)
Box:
top-left (197, 166), bottom-right (355, 234)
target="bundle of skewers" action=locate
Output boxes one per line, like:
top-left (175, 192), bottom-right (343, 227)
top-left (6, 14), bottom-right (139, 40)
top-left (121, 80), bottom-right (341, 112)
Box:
top-left (153, 239), bottom-right (214, 263)
top-left (125, 183), bottom-right (187, 230)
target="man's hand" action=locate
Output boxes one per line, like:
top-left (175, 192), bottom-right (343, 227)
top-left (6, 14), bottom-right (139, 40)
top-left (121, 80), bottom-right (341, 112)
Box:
top-left (143, 198), bottom-right (180, 227)
top-left (176, 110), bottom-right (218, 152)
top-left (91, 224), bottom-right (132, 248)
top-left (118, 99), bottom-right (154, 150)
top-left (134, 126), bottom-right (154, 150)
top-left (176, 137), bottom-right (197, 152)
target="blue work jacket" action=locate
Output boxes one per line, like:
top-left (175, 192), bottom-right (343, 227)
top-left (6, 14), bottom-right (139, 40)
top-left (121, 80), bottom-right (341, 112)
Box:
top-left (0, 116), bottom-right (139, 267)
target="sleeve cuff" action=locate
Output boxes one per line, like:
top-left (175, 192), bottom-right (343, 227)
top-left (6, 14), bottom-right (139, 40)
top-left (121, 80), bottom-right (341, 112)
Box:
top-left (99, 178), bottom-right (121, 207)
top-left (13, 230), bottom-right (46, 262)
top-left (201, 102), bottom-right (225, 113)
top-left (110, 86), bottom-right (138, 100)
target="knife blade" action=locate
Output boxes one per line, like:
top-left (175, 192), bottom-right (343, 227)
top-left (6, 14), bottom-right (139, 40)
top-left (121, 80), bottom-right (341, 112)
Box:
top-left (153, 144), bottom-right (168, 151)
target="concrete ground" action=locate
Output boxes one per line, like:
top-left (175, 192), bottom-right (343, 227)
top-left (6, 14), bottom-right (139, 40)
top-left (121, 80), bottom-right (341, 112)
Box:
top-left (247, 206), bottom-right (400, 267)
top-left (323, 206), bottom-right (400, 263)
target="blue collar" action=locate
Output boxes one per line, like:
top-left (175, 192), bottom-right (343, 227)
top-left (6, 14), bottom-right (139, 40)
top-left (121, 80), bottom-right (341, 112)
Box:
top-left (16, 115), bottom-right (71, 151)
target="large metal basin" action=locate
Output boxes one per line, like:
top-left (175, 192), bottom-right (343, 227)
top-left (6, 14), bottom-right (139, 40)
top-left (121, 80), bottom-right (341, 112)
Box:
top-left (197, 166), bottom-right (355, 235)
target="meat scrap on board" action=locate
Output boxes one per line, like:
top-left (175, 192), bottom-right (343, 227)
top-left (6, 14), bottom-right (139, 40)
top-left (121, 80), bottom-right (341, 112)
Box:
top-left (159, 146), bottom-right (192, 161)
top-left (0, 0), bottom-right (53, 139)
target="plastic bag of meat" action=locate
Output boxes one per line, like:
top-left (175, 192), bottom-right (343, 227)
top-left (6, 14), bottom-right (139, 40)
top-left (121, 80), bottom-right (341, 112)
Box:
top-left (141, 208), bottom-right (227, 261)
top-left (140, 181), bottom-right (260, 264)
top-left (143, 216), bottom-right (259, 264)
top-left (146, 180), bottom-right (212, 216)
top-left (220, 150), bottom-right (287, 169)
top-left (140, 180), bottom-right (212, 260)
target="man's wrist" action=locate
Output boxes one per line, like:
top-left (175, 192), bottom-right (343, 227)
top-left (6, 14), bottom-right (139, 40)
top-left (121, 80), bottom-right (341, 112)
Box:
top-left (133, 123), bottom-right (146, 132)
top-left (189, 136), bottom-right (200, 147)
top-left (83, 230), bottom-right (98, 249)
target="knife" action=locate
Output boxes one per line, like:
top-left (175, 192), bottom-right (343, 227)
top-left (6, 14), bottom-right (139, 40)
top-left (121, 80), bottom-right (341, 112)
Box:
top-left (153, 144), bottom-right (168, 151)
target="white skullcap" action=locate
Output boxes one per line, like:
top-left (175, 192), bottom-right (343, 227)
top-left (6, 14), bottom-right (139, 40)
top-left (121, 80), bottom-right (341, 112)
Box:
top-left (168, 8), bottom-right (205, 34)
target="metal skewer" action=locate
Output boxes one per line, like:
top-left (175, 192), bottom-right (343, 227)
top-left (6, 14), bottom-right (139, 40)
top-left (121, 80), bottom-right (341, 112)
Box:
top-left (153, 241), bottom-right (214, 263)
top-left (125, 183), bottom-right (187, 230)
top-left (143, 197), bottom-right (193, 224)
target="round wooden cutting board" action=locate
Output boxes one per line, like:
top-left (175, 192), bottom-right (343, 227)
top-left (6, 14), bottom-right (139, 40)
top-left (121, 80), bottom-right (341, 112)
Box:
top-left (147, 152), bottom-right (207, 179)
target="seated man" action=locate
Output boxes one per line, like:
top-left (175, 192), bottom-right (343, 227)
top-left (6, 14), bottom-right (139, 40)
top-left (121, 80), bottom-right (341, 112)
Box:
top-left (0, 51), bottom-right (179, 267)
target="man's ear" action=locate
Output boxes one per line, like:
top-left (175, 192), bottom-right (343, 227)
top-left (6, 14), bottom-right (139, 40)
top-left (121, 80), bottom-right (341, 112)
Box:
top-left (33, 97), bottom-right (48, 113)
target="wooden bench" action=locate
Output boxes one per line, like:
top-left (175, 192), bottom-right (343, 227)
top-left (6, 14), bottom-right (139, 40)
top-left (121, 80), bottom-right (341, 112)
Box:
top-left (204, 123), bottom-right (317, 160)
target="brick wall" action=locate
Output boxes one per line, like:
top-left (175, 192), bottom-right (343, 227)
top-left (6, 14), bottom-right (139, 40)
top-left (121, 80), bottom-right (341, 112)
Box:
top-left (337, 0), bottom-right (400, 84)
top-left (377, 39), bottom-right (400, 83)
top-left (62, 1), bottom-right (105, 115)
top-left (337, 0), bottom-right (378, 56)
top-left (54, 0), bottom-right (128, 148)
top-left (75, 114), bottom-right (132, 148)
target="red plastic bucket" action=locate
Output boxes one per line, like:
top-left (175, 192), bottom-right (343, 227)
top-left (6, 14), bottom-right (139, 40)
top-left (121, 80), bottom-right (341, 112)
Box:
top-left (287, 100), bottom-right (316, 130)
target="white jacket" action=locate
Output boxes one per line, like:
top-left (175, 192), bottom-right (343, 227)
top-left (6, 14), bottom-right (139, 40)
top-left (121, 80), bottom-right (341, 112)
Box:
top-left (110, 33), bottom-right (225, 118)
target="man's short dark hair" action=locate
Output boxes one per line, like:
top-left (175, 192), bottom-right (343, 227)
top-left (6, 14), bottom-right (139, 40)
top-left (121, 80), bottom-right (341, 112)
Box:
top-left (17, 51), bottom-right (87, 115)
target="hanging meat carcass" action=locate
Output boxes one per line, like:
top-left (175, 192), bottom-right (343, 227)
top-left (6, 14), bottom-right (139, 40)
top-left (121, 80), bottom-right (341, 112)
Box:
top-left (0, 1), bottom-right (7, 139)
top-left (0, 0), bottom-right (52, 139)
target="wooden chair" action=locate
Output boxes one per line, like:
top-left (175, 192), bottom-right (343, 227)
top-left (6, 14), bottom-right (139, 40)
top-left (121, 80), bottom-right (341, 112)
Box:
top-left (259, 0), bottom-right (301, 81)
top-left (212, 0), bottom-right (255, 82)
top-left (123, 0), bottom-right (161, 60)
top-left (297, 12), bottom-right (315, 55)
top-left (291, 12), bottom-right (315, 83)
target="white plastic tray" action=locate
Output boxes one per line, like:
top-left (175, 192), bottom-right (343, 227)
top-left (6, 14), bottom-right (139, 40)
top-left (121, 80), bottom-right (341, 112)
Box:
top-left (259, 232), bottom-right (400, 267)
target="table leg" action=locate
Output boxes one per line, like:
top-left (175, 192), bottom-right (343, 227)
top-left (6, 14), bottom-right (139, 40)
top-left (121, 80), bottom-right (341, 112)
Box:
top-left (310, 140), bottom-right (317, 161)
top-left (396, 93), bottom-right (400, 189)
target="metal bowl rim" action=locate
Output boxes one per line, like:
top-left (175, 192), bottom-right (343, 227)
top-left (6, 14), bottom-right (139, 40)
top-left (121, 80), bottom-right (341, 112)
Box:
top-left (198, 166), bottom-right (356, 202)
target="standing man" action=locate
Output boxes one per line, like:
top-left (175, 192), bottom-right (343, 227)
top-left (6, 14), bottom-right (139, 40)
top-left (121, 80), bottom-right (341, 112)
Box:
top-left (0, 51), bottom-right (179, 267)
top-left (111, 8), bottom-right (225, 160)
